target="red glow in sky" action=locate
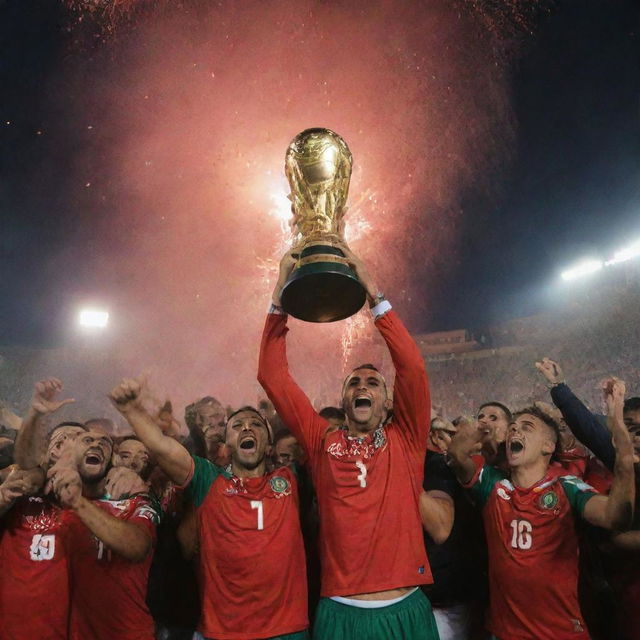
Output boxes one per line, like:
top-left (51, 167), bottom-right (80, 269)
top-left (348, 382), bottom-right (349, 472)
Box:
top-left (53, 0), bottom-right (531, 409)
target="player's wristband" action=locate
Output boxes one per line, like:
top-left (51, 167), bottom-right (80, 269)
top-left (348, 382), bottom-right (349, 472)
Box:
top-left (370, 298), bottom-right (392, 319)
top-left (268, 302), bottom-right (285, 315)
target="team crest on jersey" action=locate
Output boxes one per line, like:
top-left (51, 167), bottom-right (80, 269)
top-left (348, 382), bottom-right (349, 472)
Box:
top-left (538, 490), bottom-right (559, 510)
top-left (270, 476), bottom-right (290, 496)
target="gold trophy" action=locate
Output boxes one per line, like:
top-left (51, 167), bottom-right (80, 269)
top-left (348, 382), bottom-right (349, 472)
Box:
top-left (280, 128), bottom-right (366, 322)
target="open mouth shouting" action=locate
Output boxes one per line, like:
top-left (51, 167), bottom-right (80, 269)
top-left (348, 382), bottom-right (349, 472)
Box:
top-left (238, 434), bottom-right (257, 455)
top-left (507, 436), bottom-right (525, 462)
top-left (84, 449), bottom-right (104, 469)
top-left (353, 394), bottom-right (372, 413)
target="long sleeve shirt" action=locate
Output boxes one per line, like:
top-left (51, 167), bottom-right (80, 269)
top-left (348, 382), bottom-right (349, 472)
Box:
top-left (258, 308), bottom-right (432, 597)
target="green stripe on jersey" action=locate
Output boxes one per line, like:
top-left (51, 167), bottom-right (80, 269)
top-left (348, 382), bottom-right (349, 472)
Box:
top-left (470, 464), bottom-right (507, 509)
top-left (185, 455), bottom-right (232, 507)
top-left (559, 475), bottom-right (598, 516)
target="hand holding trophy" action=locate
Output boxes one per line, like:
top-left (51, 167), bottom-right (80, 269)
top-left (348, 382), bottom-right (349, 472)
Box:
top-left (279, 128), bottom-right (367, 322)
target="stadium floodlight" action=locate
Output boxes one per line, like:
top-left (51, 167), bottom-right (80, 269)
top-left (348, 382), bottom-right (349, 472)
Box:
top-left (560, 259), bottom-right (603, 282)
top-left (605, 239), bottom-right (640, 266)
top-left (79, 308), bottom-right (109, 329)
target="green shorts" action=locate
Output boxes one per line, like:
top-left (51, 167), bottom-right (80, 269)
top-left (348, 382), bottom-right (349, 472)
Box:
top-left (313, 589), bottom-right (440, 640)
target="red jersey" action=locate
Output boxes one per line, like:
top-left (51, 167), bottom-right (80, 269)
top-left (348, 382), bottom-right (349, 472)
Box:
top-left (557, 447), bottom-right (613, 494)
top-left (67, 495), bottom-right (158, 640)
top-left (0, 495), bottom-right (70, 640)
top-left (184, 457), bottom-right (308, 640)
top-left (258, 309), bottom-right (432, 597)
top-left (467, 460), bottom-right (597, 640)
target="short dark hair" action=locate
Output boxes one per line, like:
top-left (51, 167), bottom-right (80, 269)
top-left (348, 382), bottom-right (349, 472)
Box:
top-left (84, 418), bottom-right (117, 434)
top-left (273, 429), bottom-right (296, 446)
top-left (352, 363), bottom-right (380, 374)
top-left (319, 406), bottom-right (345, 422)
top-left (478, 401), bottom-right (512, 423)
top-left (117, 435), bottom-right (143, 446)
top-left (49, 421), bottom-right (87, 438)
top-left (623, 397), bottom-right (640, 414)
top-left (513, 405), bottom-right (561, 458)
top-left (452, 415), bottom-right (472, 427)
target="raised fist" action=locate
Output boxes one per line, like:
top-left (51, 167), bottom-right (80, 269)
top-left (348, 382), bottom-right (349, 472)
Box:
top-left (109, 378), bottom-right (145, 414)
top-left (104, 466), bottom-right (148, 500)
top-left (48, 465), bottom-right (82, 509)
top-left (534, 357), bottom-right (564, 385)
top-left (603, 377), bottom-right (626, 422)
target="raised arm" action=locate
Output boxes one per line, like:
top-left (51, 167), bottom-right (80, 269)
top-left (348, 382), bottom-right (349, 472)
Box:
top-left (50, 465), bottom-right (153, 561)
top-left (536, 358), bottom-right (616, 470)
top-left (257, 250), bottom-right (327, 455)
top-left (340, 244), bottom-right (430, 448)
top-left (109, 379), bottom-right (192, 486)
top-left (582, 379), bottom-right (635, 530)
top-left (14, 378), bottom-right (75, 469)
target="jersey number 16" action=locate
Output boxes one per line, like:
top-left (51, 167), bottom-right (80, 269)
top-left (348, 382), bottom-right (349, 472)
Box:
top-left (509, 519), bottom-right (533, 550)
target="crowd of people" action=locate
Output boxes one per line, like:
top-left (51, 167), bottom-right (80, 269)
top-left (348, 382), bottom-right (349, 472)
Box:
top-left (429, 287), bottom-right (640, 419)
top-left (0, 247), bottom-right (638, 640)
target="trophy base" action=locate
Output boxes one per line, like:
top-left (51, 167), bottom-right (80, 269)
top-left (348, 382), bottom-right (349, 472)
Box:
top-left (281, 246), bottom-right (366, 323)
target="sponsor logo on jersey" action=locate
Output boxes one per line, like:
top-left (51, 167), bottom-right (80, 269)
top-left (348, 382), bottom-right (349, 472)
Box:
top-left (497, 479), bottom-right (514, 501)
top-left (326, 426), bottom-right (386, 460)
top-left (270, 476), bottom-right (290, 494)
top-left (538, 490), bottom-right (559, 510)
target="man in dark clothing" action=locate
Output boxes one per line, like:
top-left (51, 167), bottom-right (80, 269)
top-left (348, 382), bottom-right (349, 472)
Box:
top-left (420, 417), bottom-right (487, 640)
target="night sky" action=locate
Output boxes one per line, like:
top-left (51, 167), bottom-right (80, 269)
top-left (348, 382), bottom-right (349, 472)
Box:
top-left (446, 1), bottom-right (640, 327)
top-left (1, 1), bottom-right (638, 397)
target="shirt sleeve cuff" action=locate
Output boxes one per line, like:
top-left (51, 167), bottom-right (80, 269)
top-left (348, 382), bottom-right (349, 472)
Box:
top-left (370, 299), bottom-right (392, 319)
top-left (175, 456), bottom-right (196, 490)
top-left (371, 300), bottom-right (393, 320)
top-left (461, 455), bottom-right (485, 488)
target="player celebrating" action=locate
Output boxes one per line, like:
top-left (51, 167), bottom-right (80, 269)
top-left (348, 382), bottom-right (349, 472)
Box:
top-left (0, 378), bottom-right (81, 640)
top-left (447, 381), bottom-right (636, 640)
top-left (258, 245), bottom-right (439, 639)
top-left (109, 378), bottom-right (309, 640)
top-left (48, 424), bottom-right (158, 640)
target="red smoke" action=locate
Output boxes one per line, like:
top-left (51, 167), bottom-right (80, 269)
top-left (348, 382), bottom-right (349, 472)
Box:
top-left (51, 0), bottom-right (532, 410)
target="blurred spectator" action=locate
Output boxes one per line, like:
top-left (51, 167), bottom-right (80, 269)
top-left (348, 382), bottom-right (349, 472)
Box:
top-left (273, 429), bottom-right (304, 468)
top-left (318, 406), bottom-right (345, 433)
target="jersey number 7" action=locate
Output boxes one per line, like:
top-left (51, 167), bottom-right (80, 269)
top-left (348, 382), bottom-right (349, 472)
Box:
top-left (251, 500), bottom-right (264, 530)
